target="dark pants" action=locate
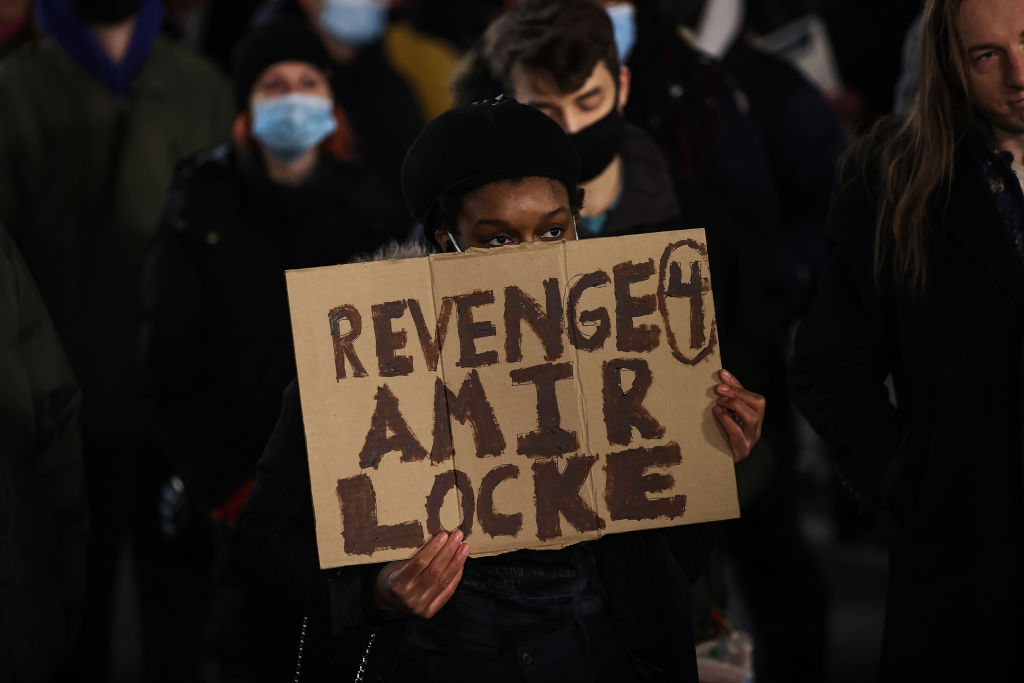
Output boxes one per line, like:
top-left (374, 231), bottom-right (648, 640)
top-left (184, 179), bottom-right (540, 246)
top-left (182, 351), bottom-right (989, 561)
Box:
top-left (392, 611), bottom-right (640, 683)
top-left (209, 521), bottom-right (305, 683)
top-left (725, 468), bottom-right (829, 683)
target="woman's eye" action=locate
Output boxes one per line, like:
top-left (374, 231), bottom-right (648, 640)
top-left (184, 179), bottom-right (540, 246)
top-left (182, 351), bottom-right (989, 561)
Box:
top-left (541, 226), bottom-right (564, 240)
top-left (486, 235), bottom-right (513, 247)
top-left (976, 50), bottom-right (997, 62)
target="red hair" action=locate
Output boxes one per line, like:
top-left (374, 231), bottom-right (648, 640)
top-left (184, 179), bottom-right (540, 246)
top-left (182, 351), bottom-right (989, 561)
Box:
top-left (232, 102), bottom-right (356, 162)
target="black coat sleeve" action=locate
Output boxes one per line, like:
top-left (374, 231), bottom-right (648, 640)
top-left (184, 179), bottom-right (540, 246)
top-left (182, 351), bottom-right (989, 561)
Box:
top-left (239, 379), bottom-right (323, 606)
top-left (138, 169), bottom-right (250, 508)
top-left (240, 379), bottom-right (408, 680)
top-left (240, 379), bottom-right (400, 623)
top-left (789, 170), bottom-right (907, 508)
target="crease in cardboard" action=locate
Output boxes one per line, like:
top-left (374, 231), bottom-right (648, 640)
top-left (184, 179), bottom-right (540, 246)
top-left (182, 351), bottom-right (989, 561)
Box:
top-left (560, 239), bottom-right (604, 543)
top-left (426, 252), bottom-right (463, 539)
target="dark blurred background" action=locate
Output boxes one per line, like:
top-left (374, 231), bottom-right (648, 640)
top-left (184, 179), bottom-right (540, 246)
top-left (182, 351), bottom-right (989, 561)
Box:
top-left (1, 1), bottom-right (925, 681)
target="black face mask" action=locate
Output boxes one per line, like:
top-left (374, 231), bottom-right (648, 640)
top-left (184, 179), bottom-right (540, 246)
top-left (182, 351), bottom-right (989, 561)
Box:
top-left (569, 105), bottom-right (624, 181)
top-left (71, 0), bottom-right (146, 24)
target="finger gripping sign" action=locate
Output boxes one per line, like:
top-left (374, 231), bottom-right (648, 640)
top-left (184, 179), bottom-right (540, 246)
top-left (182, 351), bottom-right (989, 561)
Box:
top-left (286, 229), bottom-right (739, 568)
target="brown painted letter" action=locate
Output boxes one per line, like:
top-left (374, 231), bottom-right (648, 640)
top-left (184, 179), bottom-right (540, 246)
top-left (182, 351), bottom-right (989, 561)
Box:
top-left (509, 362), bottom-right (579, 458)
top-left (371, 300), bottom-right (413, 377)
top-left (567, 270), bottom-right (612, 352)
top-left (454, 290), bottom-right (499, 368)
top-left (336, 474), bottom-right (424, 555)
top-left (602, 358), bottom-right (666, 446)
top-left (407, 297), bottom-right (454, 371)
top-left (532, 456), bottom-right (605, 540)
top-left (604, 442), bottom-right (687, 521)
top-left (328, 305), bottom-right (368, 379)
top-left (657, 240), bottom-right (717, 365)
top-left (504, 278), bottom-right (564, 363)
top-left (478, 464), bottom-right (523, 538)
top-left (429, 370), bottom-right (506, 464)
top-left (425, 470), bottom-right (474, 538)
top-left (358, 384), bottom-right (428, 469)
top-left (613, 259), bottom-right (661, 352)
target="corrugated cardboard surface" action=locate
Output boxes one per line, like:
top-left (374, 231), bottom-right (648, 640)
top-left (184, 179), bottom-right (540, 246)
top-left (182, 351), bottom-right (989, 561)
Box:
top-left (286, 230), bottom-right (738, 569)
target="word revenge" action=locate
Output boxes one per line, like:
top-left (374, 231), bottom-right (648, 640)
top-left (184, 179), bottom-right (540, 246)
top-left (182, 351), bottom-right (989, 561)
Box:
top-left (329, 238), bottom-right (716, 382)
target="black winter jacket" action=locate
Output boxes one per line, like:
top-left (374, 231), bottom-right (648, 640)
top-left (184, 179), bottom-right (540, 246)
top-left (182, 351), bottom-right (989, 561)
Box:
top-left (139, 144), bottom-right (409, 509)
top-left (791, 132), bottom-right (1024, 680)
top-left (241, 125), bottom-right (781, 682)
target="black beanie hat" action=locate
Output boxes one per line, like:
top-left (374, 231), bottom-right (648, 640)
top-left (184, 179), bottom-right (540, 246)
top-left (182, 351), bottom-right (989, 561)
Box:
top-left (231, 18), bottom-right (334, 110)
top-left (401, 97), bottom-right (581, 234)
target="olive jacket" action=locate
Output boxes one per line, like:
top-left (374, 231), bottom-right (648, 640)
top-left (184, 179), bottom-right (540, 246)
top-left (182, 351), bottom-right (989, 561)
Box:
top-left (0, 37), bottom-right (233, 439)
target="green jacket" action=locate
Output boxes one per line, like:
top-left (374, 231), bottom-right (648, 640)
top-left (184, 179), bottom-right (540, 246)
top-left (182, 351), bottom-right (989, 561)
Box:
top-left (0, 37), bottom-right (234, 438)
top-left (0, 224), bottom-right (88, 681)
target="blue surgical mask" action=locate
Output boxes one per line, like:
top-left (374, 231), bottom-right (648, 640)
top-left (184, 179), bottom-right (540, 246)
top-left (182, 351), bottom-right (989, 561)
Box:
top-left (319, 0), bottom-right (389, 48)
top-left (251, 93), bottom-right (337, 162)
top-left (606, 3), bottom-right (637, 63)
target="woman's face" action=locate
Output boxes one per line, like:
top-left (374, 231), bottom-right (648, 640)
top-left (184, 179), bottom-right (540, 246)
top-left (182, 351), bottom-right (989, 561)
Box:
top-left (437, 176), bottom-right (578, 251)
top-left (249, 61), bottom-right (332, 106)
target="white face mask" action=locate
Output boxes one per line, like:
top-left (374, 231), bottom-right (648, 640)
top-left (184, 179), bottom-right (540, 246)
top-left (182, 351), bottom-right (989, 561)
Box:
top-left (319, 0), bottom-right (389, 48)
top-left (250, 93), bottom-right (337, 161)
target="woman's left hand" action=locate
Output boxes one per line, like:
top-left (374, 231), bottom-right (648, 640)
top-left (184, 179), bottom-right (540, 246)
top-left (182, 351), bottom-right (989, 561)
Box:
top-left (713, 369), bottom-right (765, 463)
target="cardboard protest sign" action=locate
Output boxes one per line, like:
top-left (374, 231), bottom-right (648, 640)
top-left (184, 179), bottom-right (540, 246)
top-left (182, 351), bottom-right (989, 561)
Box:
top-left (286, 229), bottom-right (739, 569)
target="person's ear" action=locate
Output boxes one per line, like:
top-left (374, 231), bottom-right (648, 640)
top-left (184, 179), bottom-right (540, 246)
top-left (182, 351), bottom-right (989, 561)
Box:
top-left (435, 229), bottom-right (453, 252)
top-left (617, 65), bottom-right (631, 112)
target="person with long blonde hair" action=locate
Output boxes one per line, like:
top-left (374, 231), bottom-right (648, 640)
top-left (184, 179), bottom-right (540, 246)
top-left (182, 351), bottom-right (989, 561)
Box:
top-left (791, 0), bottom-right (1024, 679)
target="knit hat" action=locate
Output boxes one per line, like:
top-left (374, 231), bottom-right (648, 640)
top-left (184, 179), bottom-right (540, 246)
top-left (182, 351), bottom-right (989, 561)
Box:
top-left (401, 97), bottom-right (581, 232)
top-left (231, 18), bottom-right (334, 110)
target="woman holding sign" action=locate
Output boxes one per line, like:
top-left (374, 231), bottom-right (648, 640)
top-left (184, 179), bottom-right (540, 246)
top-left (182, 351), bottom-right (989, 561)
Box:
top-left (242, 98), bottom-right (764, 682)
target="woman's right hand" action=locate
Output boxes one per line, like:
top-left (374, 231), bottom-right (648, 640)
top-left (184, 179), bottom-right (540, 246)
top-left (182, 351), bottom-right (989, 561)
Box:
top-left (372, 530), bottom-right (470, 619)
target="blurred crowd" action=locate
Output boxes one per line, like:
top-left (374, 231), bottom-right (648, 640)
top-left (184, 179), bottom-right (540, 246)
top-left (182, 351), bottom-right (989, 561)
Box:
top-left (0, 1), bottom-right (964, 682)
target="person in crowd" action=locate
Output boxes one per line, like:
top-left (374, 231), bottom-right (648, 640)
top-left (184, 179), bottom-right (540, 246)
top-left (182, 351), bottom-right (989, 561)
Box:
top-left (0, 0), bottom-right (32, 58)
top-left (791, 0), bottom-right (1024, 679)
top-left (465, 0), bottom-right (779, 350)
top-left (459, 0), bottom-right (785, 435)
top-left (0, 224), bottom-right (88, 683)
top-left (671, 0), bottom-right (846, 324)
top-left (462, 5), bottom-right (824, 680)
top-left (613, 0), bottom-right (787, 312)
top-left (454, 0), bottom-right (779, 289)
top-left (241, 98), bottom-right (766, 682)
top-left (0, 1), bottom-right (233, 679)
top-left (251, 0), bottom-right (424, 196)
top-left (649, 3), bottom-right (838, 678)
top-left (139, 17), bottom-right (409, 681)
